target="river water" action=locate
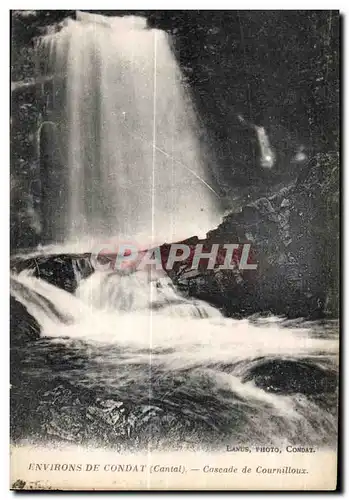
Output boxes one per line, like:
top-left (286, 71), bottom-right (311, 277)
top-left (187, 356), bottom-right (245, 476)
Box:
top-left (11, 268), bottom-right (339, 450)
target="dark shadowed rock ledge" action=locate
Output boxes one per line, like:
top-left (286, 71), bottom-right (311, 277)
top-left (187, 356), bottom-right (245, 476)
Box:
top-left (172, 151), bottom-right (339, 319)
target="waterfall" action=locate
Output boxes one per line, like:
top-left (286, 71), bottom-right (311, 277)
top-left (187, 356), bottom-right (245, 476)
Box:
top-left (37, 12), bottom-right (220, 249)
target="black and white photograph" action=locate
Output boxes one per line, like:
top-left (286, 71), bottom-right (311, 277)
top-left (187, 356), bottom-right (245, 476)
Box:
top-left (10, 9), bottom-right (340, 490)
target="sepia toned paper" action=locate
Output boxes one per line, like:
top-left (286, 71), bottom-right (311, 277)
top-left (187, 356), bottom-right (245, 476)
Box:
top-left (11, 446), bottom-right (338, 490)
top-left (10, 9), bottom-right (340, 491)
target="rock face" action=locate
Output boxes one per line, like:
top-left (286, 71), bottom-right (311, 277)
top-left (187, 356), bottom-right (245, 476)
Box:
top-left (11, 151), bottom-right (339, 320)
top-left (10, 377), bottom-right (213, 449)
top-left (10, 296), bottom-right (41, 343)
top-left (172, 152), bottom-right (339, 319)
top-left (12, 253), bottom-right (94, 294)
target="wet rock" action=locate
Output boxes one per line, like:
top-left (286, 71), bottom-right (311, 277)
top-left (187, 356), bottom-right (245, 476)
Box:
top-left (243, 359), bottom-right (338, 396)
top-left (11, 254), bottom-right (94, 293)
top-left (10, 296), bottom-right (40, 343)
top-left (172, 152), bottom-right (339, 319)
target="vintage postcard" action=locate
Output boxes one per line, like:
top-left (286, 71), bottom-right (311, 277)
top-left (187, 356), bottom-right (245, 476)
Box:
top-left (10, 10), bottom-right (340, 491)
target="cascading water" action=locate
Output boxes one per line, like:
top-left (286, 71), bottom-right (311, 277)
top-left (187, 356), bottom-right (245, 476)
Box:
top-left (11, 268), bottom-right (339, 449)
top-left (37, 12), bottom-right (220, 248)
